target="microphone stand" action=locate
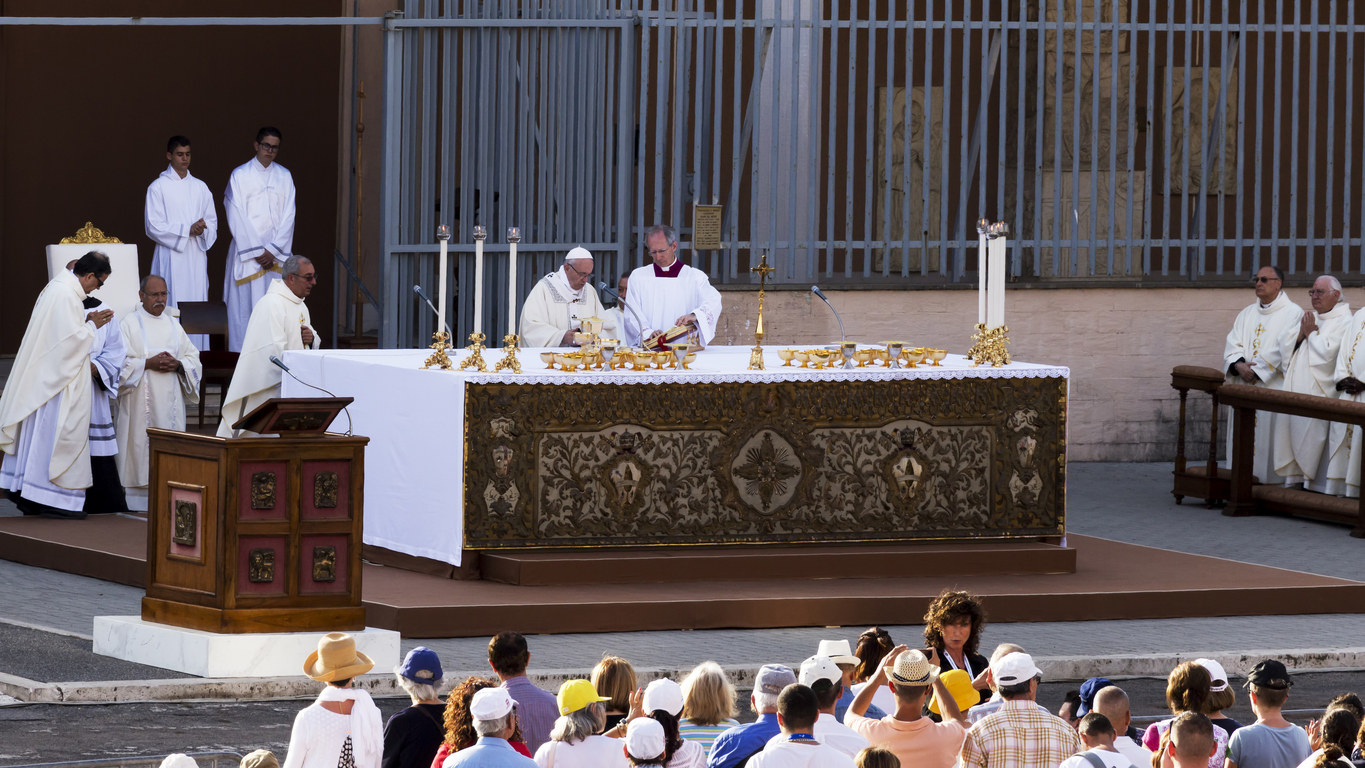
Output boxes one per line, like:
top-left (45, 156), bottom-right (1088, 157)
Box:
top-left (413, 284), bottom-right (455, 370)
top-left (811, 285), bottom-right (846, 342)
top-left (269, 356), bottom-right (354, 436)
top-left (599, 281), bottom-right (650, 345)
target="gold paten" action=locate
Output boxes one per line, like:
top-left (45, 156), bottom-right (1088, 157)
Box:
top-left (60, 222), bottom-right (123, 244)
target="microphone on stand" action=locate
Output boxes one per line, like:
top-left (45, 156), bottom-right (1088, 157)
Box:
top-left (811, 285), bottom-right (846, 342)
top-left (412, 284), bottom-right (452, 336)
top-left (270, 355), bottom-right (353, 437)
top-left (598, 280), bottom-right (649, 336)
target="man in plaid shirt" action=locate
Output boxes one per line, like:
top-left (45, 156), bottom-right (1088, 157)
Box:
top-left (961, 652), bottom-right (1083, 768)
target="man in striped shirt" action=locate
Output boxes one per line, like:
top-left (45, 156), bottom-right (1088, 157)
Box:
top-left (960, 652), bottom-right (1083, 768)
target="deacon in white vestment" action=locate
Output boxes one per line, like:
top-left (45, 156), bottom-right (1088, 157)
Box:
top-left (145, 136), bottom-right (217, 350)
top-left (1271, 276), bottom-right (1351, 492)
top-left (1324, 307), bottom-right (1365, 497)
top-left (115, 275), bottom-right (203, 512)
top-left (518, 247), bottom-right (615, 347)
top-left (217, 256), bottom-right (321, 438)
top-left (1223, 265), bottom-right (1303, 485)
top-left (82, 292), bottom-right (129, 515)
top-left (623, 224), bottom-right (723, 348)
top-left (0, 253), bottom-right (111, 517)
top-left (223, 127), bottom-right (295, 352)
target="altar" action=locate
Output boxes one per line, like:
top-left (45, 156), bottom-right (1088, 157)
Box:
top-left (282, 346), bottom-right (1068, 567)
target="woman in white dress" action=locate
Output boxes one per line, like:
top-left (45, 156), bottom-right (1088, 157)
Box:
top-left (534, 679), bottom-right (629, 768)
top-left (283, 633), bottom-right (384, 768)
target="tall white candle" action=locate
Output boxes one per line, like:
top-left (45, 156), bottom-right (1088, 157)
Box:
top-left (988, 227), bottom-right (1007, 328)
top-left (436, 226), bottom-right (450, 338)
top-left (977, 224), bottom-right (988, 326)
top-left (473, 226), bottom-right (486, 337)
top-left (507, 227), bottom-right (521, 338)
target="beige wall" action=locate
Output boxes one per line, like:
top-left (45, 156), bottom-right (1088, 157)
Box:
top-left (709, 285), bottom-right (1350, 462)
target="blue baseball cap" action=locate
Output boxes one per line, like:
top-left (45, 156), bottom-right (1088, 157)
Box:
top-left (1077, 677), bottom-right (1112, 716)
top-left (398, 646), bottom-right (443, 685)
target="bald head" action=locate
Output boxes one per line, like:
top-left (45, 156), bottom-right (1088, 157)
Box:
top-left (1093, 686), bottom-right (1131, 734)
top-left (1312, 275), bottom-right (1342, 314)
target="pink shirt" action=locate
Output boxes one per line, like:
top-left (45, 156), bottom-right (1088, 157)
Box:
top-left (845, 713), bottom-right (967, 768)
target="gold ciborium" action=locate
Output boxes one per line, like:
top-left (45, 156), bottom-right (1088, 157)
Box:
top-left (540, 352), bottom-right (557, 369)
top-left (793, 350), bottom-right (810, 368)
top-left (926, 348), bottom-right (948, 366)
top-left (854, 349), bottom-right (875, 367)
top-left (778, 349), bottom-right (796, 367)
top-left (809, 349), bottom-right (833, 369)
top-left (554, 352), bottom-right (580, 371)
top-left (902, 347), bottom-right (925, 368)
top-left (653, 351), bottom-right (671, 370)
top-left (580, 316), bottom-right (605, 336)
top-left (630, 351), bottom-right (654, 370)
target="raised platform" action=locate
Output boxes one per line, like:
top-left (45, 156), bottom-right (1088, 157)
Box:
top-left (2, 515), bottom-right (1363, 637)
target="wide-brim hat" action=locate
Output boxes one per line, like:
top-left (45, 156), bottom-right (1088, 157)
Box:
top-left (304, 632), bottom-right (375, 682)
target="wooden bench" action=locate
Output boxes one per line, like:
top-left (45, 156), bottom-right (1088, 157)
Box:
top-left (1171, 365), bottom-right (1230, 507)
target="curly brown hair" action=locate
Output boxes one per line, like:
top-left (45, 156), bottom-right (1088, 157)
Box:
top-left (443, 676), bottom-right (524, 749)
top-left (921, 589), bottom-right (986, 657)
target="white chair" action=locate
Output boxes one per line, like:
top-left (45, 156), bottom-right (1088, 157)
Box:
top-left (46, 222), bottom-right (140, 319)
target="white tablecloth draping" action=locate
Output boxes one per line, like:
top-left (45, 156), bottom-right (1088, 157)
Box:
top-left (282, 346), bottom-right (1070, 566)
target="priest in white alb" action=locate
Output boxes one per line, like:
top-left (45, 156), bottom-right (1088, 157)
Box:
top-left (518, 247), bottom-right (615, 347)
top-left (81, 282), bottom-right (129, 515)
top-left (623, 224), bottom-right (723, 348)
top-left (0, 253), bottom-right (112, 518)
top-left (116, 275), bottom-right (203, 512)
top-left (1323, 305), bottom-right (1365, 497)
top-left (218, 256), bottom-right (320, 438)
top-left (223, 126), bottom-right (295, 352)
top-left (1223, 265), bottom-right (1303, 485)
top-left (1271, 275), bottom-right (1351, 492)
top-left (145, 135), bottom-right (217, 350)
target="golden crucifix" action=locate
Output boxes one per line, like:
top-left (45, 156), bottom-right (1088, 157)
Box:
top-left (749, 252), bottom-right (775, 370)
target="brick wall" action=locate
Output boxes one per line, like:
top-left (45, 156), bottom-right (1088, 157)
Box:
top-left (708, 285), bottom-right (1345, 462)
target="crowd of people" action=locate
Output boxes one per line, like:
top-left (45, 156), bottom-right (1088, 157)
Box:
top-left (146, 590), bottom-right (1357, 768)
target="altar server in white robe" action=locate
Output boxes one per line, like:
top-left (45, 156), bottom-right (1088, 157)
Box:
top-left (1324, 306), bottom-right (1365, 497)
top-left (1272, 276), bottom-right (1351, 492)
top-left (623, 224), bottom-right (723, 348)
top-left (217, 256), bottom-right (320, 438)
top-left (223, 126), bottom-right (295, 352)
top-left (81, 289), bottom-right (129, 515)
top-left (0, 253), bottom-right (111, 518)
top-left (145, 135), bottom-right (217, 350)
top-left (518, 247), bottom-right (615, 347)
top-left (116, 275), bottom-right (203, 512)
top-left (604, 272), bottom-right (629, 340)
top-left (1223, 265), bottom-right (1303, 484)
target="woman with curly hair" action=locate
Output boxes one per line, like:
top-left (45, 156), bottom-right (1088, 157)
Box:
top-left (921, 589), bottom-right (990, 711)
top-left (430, 677), bottom-right (532, 768)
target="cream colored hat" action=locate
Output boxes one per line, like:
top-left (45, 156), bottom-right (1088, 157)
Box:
top-left (304, 633), bottom-right (375, 682)
top-left (887, 649), bottom-right (940, 686)
top-left (240, 751), bottom-right (279, 768)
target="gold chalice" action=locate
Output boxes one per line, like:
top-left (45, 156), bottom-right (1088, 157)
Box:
top-left (854, 349), bottom-right (874, 367)
top-left (554, 353), bottom-right (577, 371)
top-left (778, 349), bottom-right (796, 367)
top-left (902, 347), bottom-right (925, 368)
top-left (809, 350), bottom-right (833, 369)
top-left (540, 352), bottom-right (557, 369)
top-left (793, 350), bottom-right (810, 368)
top-left (684, 352), bottom-right (697, 367)
top-left (927, 348), bottom-right (948, 366)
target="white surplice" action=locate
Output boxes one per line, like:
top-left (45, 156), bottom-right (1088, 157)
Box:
top-left (116, 305), bottom-right (203, 511)
top-left (1272, 301), bottom-right (1351, 489)
top-left (145, 164), bottom-right (218, 350)
top-left (622, 259), bottom-right (723, 347)
top-left (517, 268), bottom-right (614, 347)
top-left (0, 271), bottom-right (97, 510)
top-left (1325, 307), bottom-right (1365, 497)
top-left (1222, 290), bottom-right (1303, 484)
top-left (86, 298), bottom-right (127, 459)
top-left (222, 157), bottom-right (296, 352)
top-left (217, 280), bottom-right (319, 438)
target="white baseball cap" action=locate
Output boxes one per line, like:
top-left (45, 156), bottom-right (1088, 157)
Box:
top-left (799, 655), bottom-right (843, 687)
top-left (816, 639), bottom-right (859, 666)
top-left (626, 717), bottom-right (667, 760)
top-left (642, 678), bottom-right (685, 716)
top-left (991, 652), bottom-right (1041, 687)
top-left (469, 687), bottom-right (515, 720)
top-left (1195, 658), bottom-right (1230, 692)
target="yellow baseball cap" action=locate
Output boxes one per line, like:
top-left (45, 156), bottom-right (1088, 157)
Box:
top-left (929, 668), bottom-right (978, 715)
top-left (557, 678), bottom-right (611, 715)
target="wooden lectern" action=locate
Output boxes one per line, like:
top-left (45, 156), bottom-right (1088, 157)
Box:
top-left (142, 398), bottom-right (370, 633)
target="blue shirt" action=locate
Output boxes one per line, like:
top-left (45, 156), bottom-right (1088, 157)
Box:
top-left (834, 687), bottom-right (887, 723)
top-left (442, 737), bottom-right (538, 768)
top-left (708, 713), bottom-right (782, 768)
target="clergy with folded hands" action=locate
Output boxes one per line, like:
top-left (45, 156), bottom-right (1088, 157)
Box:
top-left (1272, 275), bottom-right (1351, 493)
top-left (115, 274), bottom-right (202, 512)
top-left (0, 252), bottom-right (112, 518)
top-left (1323, 301), bottom-right (1365, 498)
top-left (518, 247), bottom-right (615, 347)
top-left (623, 224), bottom-right (722, 349)
top-left (217, 255), bottom-right (320, 438)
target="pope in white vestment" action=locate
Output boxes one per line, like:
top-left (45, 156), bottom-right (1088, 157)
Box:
top-left (217, 259), bottom-right (321, 438)
top-left (1222, 268), bottom-right (1303, 485)
top-left (623, 226), bottom-right (723, 347)
top-left (116, 276), bottom-right (203, 512)
top-left (0, 258), bottom-right (110, 516)
top-left (223, 138), bottom-right (296, 353)
top-left (518, 247), bottom-right (615, 347)
top-left (145, 140), bottom-right (217, 350)
top-left (1271, 277), bottom-right (1351, 491)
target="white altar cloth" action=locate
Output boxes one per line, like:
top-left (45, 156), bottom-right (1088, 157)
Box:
top-left (282, 346), bottom-right (1070, 566)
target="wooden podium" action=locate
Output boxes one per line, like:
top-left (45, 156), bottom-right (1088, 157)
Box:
top-left (142, 398), bottom-right (370, 633)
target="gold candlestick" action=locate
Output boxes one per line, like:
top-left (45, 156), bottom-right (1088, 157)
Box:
top-left (458, 331), bottom-right (489, 372)
top-left (749, 252), bottom-right (775, 370)
top-left (422, 330), bottom-right (454, 370)
top-left (969, 324), bottom-right (1012, 367)
top-left (495, 333), bottom-right (523, 374)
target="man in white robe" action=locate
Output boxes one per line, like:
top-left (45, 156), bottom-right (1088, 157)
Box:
top-left (518, 247), bottom-right (615, 347)
top-left (1324, 307), bottom-right (1365, 497)
top-left (82, 289), bottom-right (129, 515)
top-left (115, 275), bottom-right (203, 512)
top-left (223, 126), bottom-right (296, 352)
top-left (145, 135), bottom-right (217, 351)
top-left (1223, 265), bottom-right (1303, 485)
top-left (218, 256), bottom-right (321, 438)
top-left (623, 224), bottom-right (723, 348)
top-left (604, 272), bottom-right (629, 341)
top-left (1271, 275), bottom-right (1351, 492)
top-left (0, 253), bottom-right (112, 518)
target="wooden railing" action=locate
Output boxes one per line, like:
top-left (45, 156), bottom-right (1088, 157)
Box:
top-left (1170, 366), bottom-right (1228, 507)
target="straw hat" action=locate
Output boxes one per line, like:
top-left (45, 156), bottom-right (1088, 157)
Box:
top-left (304, 633), bottom-right (374, 682)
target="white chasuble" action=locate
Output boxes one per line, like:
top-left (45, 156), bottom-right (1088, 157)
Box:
top-left (1325, 307), bottom-right (1365, 497)
top-left (86, 298), bottom-right (127, 459)
top-left (217, 280), bottom-right (319, 438)
top-left (223, 157), bottom-right (296, 352)
top-left (622, 259), bottom-right (723, 347)
top-left (145, 165), bottom-right (217, 350)
top-left (0, 270), bottom-right (96, 506)
top-left (116, 306), bottom-right (202, 511)
top-left (1272, 301), bottom-right (1351, 487)
top-left (1221, 290), bottom-right (1303, 484)
top-left (518, 269), bottom-right (613, 348)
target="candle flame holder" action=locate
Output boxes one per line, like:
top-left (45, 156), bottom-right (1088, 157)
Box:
top-left (494, 333), bottom-right (523, 374)
top-left (458, 331), bottom-right (489, 372)
top-left (472, 225), bottom-right (487, 240)
top-left (422, 330), bottom-right (454, 370)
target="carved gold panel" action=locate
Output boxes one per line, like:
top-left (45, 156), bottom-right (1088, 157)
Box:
top-left (314, 471), bottom-right (339, 509)
top-left (312, 546), bottom-right (337, 582)
top-left (251, 472), bottom-right (276, 510)
top-left (463, 377), bottom-right (1066, 549)
top-left (172, 500), bottom-right (197, 547)
top-left (248, 548), bottom-right (275, 583)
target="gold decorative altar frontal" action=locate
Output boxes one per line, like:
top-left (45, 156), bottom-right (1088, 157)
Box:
top-left (463, 375), bottom-right (1066, 549)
